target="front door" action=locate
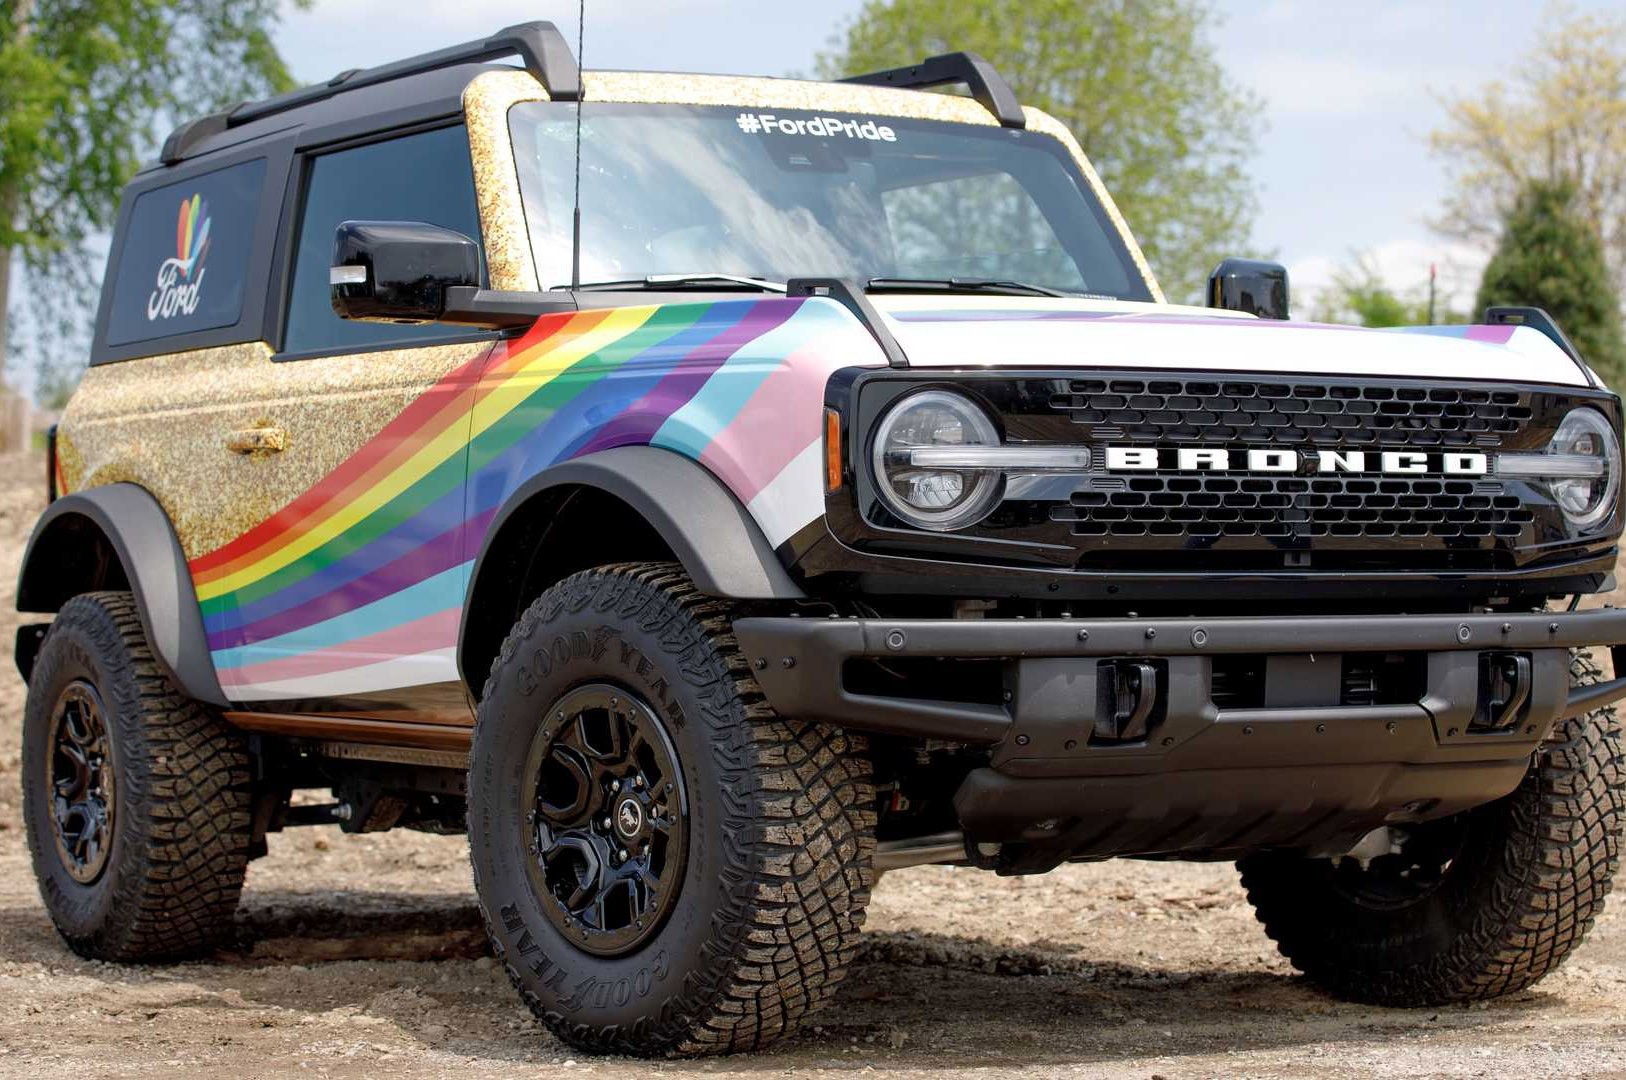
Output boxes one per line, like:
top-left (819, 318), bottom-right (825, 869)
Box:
top-left (184, 125), bottom-right (495, 721)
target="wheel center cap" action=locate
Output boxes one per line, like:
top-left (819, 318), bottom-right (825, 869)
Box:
top-left (614, 797), bottom-right (644, 839)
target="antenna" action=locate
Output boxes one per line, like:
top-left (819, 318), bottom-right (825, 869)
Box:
top-left (569, 0), bottom-right (585, 290)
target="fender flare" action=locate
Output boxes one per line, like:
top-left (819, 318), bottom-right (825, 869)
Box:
top-left (16, 484), bottom-right (227, 706)
top-left (459, 447), bottom-right (806, 678)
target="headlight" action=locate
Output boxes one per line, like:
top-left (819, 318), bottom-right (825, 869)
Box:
top-left (1497, 406), bottom-right (1620, 532)
top-left (870, 390), bottom-right (1003, 531)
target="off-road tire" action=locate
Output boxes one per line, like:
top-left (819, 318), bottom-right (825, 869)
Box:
top-left (468, 563), bottom-right (876, 1056)
top-left (21, 591), bottom-right (253, 961)
top-left (1239, 649), bottom-right (1624, 1005)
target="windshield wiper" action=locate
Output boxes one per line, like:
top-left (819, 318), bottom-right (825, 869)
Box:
top-left (568, 273), bottom-right (787, 293)
top-left (866, 276), bottom-right (1070, 298)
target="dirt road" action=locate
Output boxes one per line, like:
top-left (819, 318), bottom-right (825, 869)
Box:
top-left (0, 452), bottom-right (1622, 1078)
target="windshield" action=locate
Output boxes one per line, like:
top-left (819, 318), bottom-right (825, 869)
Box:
top-left (508, 101), bottom-right (1151, 299)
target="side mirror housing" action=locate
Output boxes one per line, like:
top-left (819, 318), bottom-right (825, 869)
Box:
top-left (329, 220), bottom-right (480, 323)
top-left (1208, 258), bottom-right (1289, 320)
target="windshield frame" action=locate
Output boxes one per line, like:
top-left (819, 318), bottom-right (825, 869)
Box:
top-left (461, 68), bottom-right (1165, 303)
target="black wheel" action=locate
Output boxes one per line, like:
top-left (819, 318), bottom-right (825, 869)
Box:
top-left (21, 592), bottom-right (252, 961)
top-left (1240, 649), bottom-right (1624, 1006)
top-left (469, 563), bottom-right (876, 1057)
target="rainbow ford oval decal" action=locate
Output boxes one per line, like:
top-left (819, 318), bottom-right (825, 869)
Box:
top-left (147, 193), bottom-right (211, 322)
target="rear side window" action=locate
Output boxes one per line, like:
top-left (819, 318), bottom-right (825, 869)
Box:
top-left (104, 158), bottom-right (267, 347)
top-left (282, 125), bottom-right (485, 356)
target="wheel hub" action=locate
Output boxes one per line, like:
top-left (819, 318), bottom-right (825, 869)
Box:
top-left (45, 680), bottom-right (116, 884)
top-left (614, 796), bottom-right (644, 840)
top-left (523, 683), bottom-right (688, 957)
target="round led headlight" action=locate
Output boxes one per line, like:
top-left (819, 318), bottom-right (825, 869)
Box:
top-left (1547, 407), bottom-right (1620, 530)
top-left (870, 390), bottom-right (1003, 531)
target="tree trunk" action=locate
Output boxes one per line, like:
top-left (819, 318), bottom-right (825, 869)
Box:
top-left (0, 233), bottom-right (12, 384)
top-left (2, 0), bottom-right (35, 389)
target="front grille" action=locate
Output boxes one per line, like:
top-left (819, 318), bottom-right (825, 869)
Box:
top-left (1052, 474), bottom-right (1537, 541)
top-left (843, 369), bottom-right (1618, 578)
top-left (1049, 378), bottom-right (1531, 448)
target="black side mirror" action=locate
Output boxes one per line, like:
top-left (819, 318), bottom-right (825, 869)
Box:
top-left (1208, 258), bottom-right (1289, 320)
top-left (330, 220), bottom-right (480, 323)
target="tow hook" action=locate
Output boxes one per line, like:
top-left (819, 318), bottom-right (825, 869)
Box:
top-left (1474, 651), bottom-right (1532, 732)
top-left (1095, 659), bottom-right (1159, 742)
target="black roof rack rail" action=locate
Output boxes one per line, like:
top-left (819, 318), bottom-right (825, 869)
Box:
top-left (841, 51), bottom-right (1025, 129)
top-left (159, 20), bottom-right (580, 165)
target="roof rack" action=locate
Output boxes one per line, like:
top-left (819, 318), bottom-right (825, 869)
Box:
top-left (160, 20), bottom-right (580, 165)
top-left (842, 52), bottom-right (1025, 129)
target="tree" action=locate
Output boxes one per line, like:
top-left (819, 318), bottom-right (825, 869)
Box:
top-left (1310, 254), bottom-right (1464, 328)
top-left (815, 0), bottom-right (1261, 302)
top-left (1430, 2), bottom-right (1626, 292)
top-left (1476, 180), bottom-right (1626, 388)
top-left (0, 0), bottom-right (306, 399)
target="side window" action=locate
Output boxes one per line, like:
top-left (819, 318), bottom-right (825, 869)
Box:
top-left (282, 125), bottom-right (486, 356)
top-left (105, 158), bottom-right (267, 347)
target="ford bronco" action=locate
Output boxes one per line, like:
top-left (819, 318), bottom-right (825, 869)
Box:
top-left (16, 21), bottom-right (1626, 1057)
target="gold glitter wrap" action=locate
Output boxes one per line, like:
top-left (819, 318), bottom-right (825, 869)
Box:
top-left (61, 339), bottom-right (495, 558)
top-left (460, 69), bottom-right (1165, 300)
top-left (465, 69), bottom-right (547, 292)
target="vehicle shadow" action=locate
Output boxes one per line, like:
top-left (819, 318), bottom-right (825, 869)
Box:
top-left (0, 884), bottom-right (1561, 1072)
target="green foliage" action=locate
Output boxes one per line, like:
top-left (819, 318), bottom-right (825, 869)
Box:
top-left (1310, 254), bottom-right (1464, 328)
top-left (1430, 2), bottom-right (1626, 292)
top-left (815, 0), bottom-right (1262, 302)
top-left (0, 0), bottom-right (306, 399)
top-left (1476, 180), bottom-right (1626, 388)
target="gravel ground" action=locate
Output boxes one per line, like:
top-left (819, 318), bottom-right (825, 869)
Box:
top-left (0, 451), bottom-right (1623, 1078)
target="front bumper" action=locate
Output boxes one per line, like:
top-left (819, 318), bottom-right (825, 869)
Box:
top-left (735, 607), bottom-right (1626, 862)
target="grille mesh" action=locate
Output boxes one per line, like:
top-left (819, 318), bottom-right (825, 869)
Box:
top-left (1048, 378), bottom-right (1532, 448)
top-left (1051, 475), bottom-right (1536, 540)
top-left (1044, 377), bottom-right (1540, 542)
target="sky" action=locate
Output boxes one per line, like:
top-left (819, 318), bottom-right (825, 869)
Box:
top-left (270, 0), bottom-right (1624, 315)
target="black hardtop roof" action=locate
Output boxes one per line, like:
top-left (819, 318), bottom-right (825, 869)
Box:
top-left (153, 20), bottom-right (1024, 170)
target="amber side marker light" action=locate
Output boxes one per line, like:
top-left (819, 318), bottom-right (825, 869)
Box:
top-left (824, 408), bottom-right (844, 493)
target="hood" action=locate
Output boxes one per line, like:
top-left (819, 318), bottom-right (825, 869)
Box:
top-left (868, 295), bottom-right (1592, 388)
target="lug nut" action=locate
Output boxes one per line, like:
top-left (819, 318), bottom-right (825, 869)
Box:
top-left (617, 849), bottom-right (629, 862)
top-left (633, 776), bottom-right (645, 790)
top-left (601, 817), bottom-right (613, 830)
top-left (610, 780), bottom-right (621, 793)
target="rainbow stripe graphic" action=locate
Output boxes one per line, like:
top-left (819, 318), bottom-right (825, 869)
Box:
top-left (191, 296), bottom-right (874, 701)
top-left (174, 194), bottom-right (210, 280)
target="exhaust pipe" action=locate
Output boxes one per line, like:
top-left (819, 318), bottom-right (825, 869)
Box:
top-left (875, 831), bottom-right (966, 872)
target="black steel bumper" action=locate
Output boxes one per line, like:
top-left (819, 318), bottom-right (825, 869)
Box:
top-left (734, 608), bottom-right (1626, 861)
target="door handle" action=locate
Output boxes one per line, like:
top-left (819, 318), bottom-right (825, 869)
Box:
top-left (226, 426), bottom-right (287, 454)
